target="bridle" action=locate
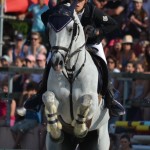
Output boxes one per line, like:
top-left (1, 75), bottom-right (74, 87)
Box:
top-left (51, 20), bottom-right (86, 67)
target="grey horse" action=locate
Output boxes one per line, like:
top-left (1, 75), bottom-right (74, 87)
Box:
top-left (42, 2), bottom-right (110, 150)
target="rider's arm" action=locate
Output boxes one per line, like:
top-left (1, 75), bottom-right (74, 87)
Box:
top-left (93, 6), bottom-right (118, 36)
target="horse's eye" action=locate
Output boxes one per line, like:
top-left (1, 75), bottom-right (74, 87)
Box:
top-left (68, 28), bottom-right (73, 32)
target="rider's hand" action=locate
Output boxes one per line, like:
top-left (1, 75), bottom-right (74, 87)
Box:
top-left (84, 25), bottom-right (99, 38)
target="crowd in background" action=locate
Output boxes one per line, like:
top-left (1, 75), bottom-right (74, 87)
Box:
top-left (0, 0), bottom-right (150, 149)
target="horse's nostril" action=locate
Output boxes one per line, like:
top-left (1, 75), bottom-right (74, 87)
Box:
top-left (59, 60), bottom-right (63, 66)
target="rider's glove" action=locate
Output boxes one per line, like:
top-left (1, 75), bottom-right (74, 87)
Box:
top-left (84, 25), bottom-right (99, 38)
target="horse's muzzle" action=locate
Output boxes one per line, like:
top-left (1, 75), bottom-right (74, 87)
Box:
top-left (51, 52), bottom-right (64, 72)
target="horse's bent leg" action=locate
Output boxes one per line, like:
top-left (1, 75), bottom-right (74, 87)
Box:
top-left (73, 94), bottom-right (92, 138)
top-left (42, 91), bottom-right (63, 143)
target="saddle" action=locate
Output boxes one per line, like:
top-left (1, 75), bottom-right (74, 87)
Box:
top-left (89, 51), bottom-right (109, 97)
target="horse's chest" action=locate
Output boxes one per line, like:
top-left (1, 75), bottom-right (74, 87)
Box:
top-left (47, 71), bottom-right (83, 102)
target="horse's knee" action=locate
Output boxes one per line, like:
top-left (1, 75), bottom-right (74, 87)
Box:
top-left (73, 94), bottom-right (94, 138)
top-left (42, 91), bottom-right (59, 113)
top-left (79, 94), bottom-right (93, 119)
top-left (42, 91), bottom-right (55, 104)
top-left (42, 91), bottom-right (63, 142)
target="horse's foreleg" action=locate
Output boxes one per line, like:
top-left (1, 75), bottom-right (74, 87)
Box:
top-left (73, 95), bottom-right (93, 138)
top-left (42, 91), bottom-right (64, 143)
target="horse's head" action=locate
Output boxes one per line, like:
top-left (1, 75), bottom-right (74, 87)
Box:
top-left (47, 1), bottom-right (86, 72)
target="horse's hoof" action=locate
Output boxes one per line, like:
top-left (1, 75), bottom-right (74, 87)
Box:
top-left (49, 132), bottom-right (64, 144)
top-left (74, 128), bottom-right (88, 139)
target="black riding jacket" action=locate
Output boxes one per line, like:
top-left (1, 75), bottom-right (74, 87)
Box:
top-left (41, 2), bottom-right (118, 45)
top-left (81, 2), bottom-right (118, 44)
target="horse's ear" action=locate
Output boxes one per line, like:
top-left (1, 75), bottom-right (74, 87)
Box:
top-left (41, 9), bottom-right (51, 27)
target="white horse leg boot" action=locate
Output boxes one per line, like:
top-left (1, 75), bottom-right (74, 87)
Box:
top-left (73, 94), bottom-right (92, 138)
top-left (42, 91), bottom-right (64, 143)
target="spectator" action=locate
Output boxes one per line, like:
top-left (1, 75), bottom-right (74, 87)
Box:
top-left (28, 0), bottom-right (48, 33)
top-left (125, 61), bottom-right (136, 74)
top-left (92, 0), bottom-right (108, 10)
top-left (0, 59), bottom-right (2, 67)
top-left (143, 0), bottom-right (150, 19)
top-left (143, 85), bottom-right (150, 120)
top-left (18, 0), bottom-right (49, 44)
top-left (133, 31), bottom-right (149, 57)
top-left (25, 54), bottom-right (36, 68)
top-left (0, 81), bottom-right (16, 127)
top-left (0, 55), bottom-right (12, 87)
top-left (138, 40), bottom-right (149, 63)
top-left (36, 53), bottom-right (46, 69)
top-left (103, 0), bottom-right (129, 38)
top-left (12, 56), bottom-right (26, 93)
top-left (0, 55), bottom-right (12, 67)
top-left (23, 55), bottom-right (37, 89)
top-left (13, 56), bottom-right (25, 67)
top-left (119, 35), bottom-right (134, 71)
top-left (7, 33), bottom-right (25, 62)
top-left (10, 81), bottom-right (41, 149)
top-left (17, 81), bottom-right (47, 150)
top-left (109, 133), bottom-right (119, 150)
top-left (117, 61), bottom-right (135, 106)
top-left (23, 32), bottom-right (47, 57)
top-left (107, 56), bottom-right (120, 73)
top-left (16, 81), bottom-right (39, 120)
top-left (130, 63), bottom-right (149, 100)
top-left (127, 0), bottom-right (149, 39)
top-left (128, 51), bottom-right (138, 63)
top-left (119, 134), bottom-right (132, 150)
top-left (142, 43), bottom-right (150, 120)
top-left (128, 62), bottom-right (149, 120)
top-left (30, 54), bottom-right (46, 83)
top-left (107, 39), bottom-right (122, 61)
top-left (144, 43), bottom-right (150, 71)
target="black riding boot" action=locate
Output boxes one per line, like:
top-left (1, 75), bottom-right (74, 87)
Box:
top-left (105, 82), bottom-right (125, 117)
top-left (24, 61), bottom-right (51, 110)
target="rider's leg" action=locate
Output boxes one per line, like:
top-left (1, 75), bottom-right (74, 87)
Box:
top-left (91, 43), bottom-right (125, 117)
top-left (24, 52), bottom-right (52, 110)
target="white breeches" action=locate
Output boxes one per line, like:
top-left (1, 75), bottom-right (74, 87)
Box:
top-left (91, 43), bottom-right (107, 64)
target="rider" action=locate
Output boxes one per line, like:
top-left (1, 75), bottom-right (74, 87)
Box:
top-left (24, 0), bottom-right (125, 117)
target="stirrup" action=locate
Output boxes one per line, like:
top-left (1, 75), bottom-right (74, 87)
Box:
top-left (110, 100), bottom-right (125, 117)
